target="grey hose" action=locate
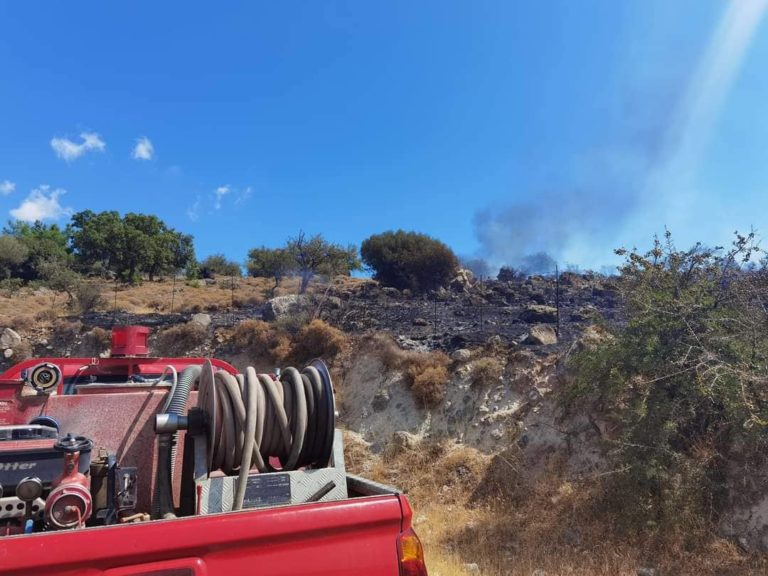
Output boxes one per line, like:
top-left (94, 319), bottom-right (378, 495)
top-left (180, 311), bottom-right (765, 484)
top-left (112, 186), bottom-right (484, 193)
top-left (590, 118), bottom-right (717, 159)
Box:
top-left (153, 365), bottom-right (201, 519)
top-left (194, 364), bottom-right (332, 511)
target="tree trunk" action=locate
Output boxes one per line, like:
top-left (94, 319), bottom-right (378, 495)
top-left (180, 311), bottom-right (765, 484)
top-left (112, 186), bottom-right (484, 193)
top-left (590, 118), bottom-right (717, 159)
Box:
top-left (299, 270), bottom-right (312, 294)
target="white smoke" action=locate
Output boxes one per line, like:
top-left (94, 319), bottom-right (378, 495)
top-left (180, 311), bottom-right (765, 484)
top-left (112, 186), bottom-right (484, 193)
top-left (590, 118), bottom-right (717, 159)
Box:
top-left (633, 0), bottom-right (768, 231)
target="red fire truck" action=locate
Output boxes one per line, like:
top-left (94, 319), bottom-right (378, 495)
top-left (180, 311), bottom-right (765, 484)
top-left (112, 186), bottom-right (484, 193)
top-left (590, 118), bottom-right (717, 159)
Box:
top-left (0, 326), bottom-right (427, 576)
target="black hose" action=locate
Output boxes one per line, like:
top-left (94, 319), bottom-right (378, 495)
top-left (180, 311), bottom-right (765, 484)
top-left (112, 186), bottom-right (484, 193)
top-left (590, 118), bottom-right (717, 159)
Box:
top-left (153, 365), bottom-right (200, 519)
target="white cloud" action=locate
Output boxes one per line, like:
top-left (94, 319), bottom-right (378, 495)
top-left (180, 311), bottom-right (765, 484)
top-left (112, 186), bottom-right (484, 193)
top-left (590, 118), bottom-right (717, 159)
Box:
top-left (0, 180), bottom-right (15, 196)
top-left (10, 185), bottom-right (73, 222)
top-left (132, 137), bottom-right (154, 161)
top-left (187, 196), bottom-right (201, 222)
top-left (214, 185), bottom-right (230, 210)
top-left (50, 132), bottom-right (106, 161)
top-left (236, 186), bottom-right (252, 204)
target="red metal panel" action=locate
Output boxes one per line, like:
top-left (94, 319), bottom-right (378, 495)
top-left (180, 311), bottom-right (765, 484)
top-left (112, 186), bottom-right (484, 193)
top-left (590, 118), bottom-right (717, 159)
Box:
top-left (0, 495), bottom-right (405, 576)
top-left (111, 326), bottom-right (150, 357)
top-left (0, 357), bottom-right (238, 398)
top-left (2, 390), bottom-right (198, 512)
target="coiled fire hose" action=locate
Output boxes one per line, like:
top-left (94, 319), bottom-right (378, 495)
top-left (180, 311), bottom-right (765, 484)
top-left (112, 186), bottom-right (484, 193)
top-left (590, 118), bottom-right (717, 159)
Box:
top-left (155, 359), bottom-right (335, 516)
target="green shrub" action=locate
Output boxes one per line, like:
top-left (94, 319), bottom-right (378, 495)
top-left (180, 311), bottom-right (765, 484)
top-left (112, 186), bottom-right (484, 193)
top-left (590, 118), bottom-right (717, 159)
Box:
top-left (0, 278), bottom-right (24, 298)
top-left (72, 281), bottom-right (104, 313)
top-left (566, 231), bottom-right (768, 532)
top-left (361, 230), bottom-right (459, 293)
top-left (200, 254), bottom-right (242, 278)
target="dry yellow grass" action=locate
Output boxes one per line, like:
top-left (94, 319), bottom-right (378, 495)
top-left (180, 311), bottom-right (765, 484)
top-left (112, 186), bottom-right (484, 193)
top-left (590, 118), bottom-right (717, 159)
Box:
top-left (0, 276), bottom-right (368, 323)
top-left (366, 332), bottom-right (452, 407)
top-left (344, 433), bottom-right (768, 576)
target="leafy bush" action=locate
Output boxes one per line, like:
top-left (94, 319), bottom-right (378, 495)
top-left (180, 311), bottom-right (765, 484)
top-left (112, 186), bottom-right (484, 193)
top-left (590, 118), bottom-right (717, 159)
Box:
top-left (566, 231), bottom-right (768, 531)
top-left (0, 278), bottom-right (24, 298)
top-left (69, 210), bottom-right (195, 282)
top-left (2, 221), bottom-right (70, 281)
top-left (0, 235), bottom-right (29, 279)
top-left (232, 320), bottom-right (292, 364)
top-left (38, 259), bottom-right (79, 305)
top-left (274, 311), bottom-right (311, 335)
top-left (200, 254), bottom-right (242, 278)
top-left (72, 281), bottom-right (104, 313)
top-left (248, 234), bottom-right (361, 294)
top-left (361, 230), bottom-right (459, 293)
top-left (247, 247), bottom-right (293, 291)
top-left (497, 266), bottom-right (525, 282)
top-left (290, 319), bottom-right (347, 363)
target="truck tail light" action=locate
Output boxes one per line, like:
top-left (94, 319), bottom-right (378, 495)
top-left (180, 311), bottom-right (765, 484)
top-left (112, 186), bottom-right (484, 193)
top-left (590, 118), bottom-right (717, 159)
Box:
top-left (397, 527), bottom-right (428, 576)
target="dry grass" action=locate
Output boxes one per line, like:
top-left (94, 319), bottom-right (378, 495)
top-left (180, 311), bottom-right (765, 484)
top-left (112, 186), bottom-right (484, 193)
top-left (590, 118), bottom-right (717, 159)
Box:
top-left (344, 432), bottom-right (768, 576)
top-left (367, 332), bottom-right (452, 407)
top-left (230, 318), bottom-right (347, 368)
top-left (155, 322), bottom-right (208, 356)
top-left (470, 357), bottom-right (505, 388)
top-left (290, 319), bottom-right (348, 364)
top-left (231, 319), bottom-right (292, 365)
top-left (408, 364), bottom-right (450, 407)
top-left (79, 327), bottom-right (112, 356)
top-left (0, 276), bottom-right (367, 320)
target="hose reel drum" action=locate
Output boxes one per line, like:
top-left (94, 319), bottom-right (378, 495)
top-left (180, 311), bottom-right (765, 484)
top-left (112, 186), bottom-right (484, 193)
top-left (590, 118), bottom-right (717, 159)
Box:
top-left (25, 363), bottom-right (62, 393)
top-left (154, 359), bottom-right (346, 517)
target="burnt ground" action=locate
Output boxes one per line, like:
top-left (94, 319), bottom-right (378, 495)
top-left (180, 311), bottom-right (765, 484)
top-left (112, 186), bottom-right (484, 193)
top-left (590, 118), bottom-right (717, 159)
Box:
top-left (70, 273), bottom-right (621, 355)
top-left (322, 274), bottom-right (621, 351)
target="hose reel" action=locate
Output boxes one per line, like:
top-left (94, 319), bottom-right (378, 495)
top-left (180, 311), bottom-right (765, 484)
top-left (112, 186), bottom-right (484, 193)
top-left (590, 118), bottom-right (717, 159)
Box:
top-left (154, 359), bottom-right (343, 517)
top-left (25, 363), bottom-right (62, 393)
top-left (157, 359), bottom-right (336, 474)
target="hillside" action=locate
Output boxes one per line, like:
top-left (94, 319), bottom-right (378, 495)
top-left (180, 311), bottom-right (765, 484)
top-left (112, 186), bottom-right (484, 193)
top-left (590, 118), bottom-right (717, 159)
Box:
top-left (2, 271), bottom-right (768, 575)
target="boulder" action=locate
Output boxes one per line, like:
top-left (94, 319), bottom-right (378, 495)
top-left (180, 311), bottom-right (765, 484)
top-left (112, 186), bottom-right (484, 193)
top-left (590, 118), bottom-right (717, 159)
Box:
top-left (390, 431), bottom-right (419, 454)
top-left (263, 295), bottom-right (305, 321)
top-left (451, 349), bottom-right (472, 362)
top-left (450, 269), bottom-right (474, 292)
top-left (0, 328), bottom-right (21, 349)
top-left (191, 313), bottom-right (212, 328)
top-left (525, 324), bottom-right (558, 346)
top-left (520, 304), bottom-right (558, 324)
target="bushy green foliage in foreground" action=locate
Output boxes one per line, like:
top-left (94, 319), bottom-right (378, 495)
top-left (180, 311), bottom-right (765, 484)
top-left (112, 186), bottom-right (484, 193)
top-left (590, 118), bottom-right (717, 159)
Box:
top-left (567, 231), bottom-right (768, 531)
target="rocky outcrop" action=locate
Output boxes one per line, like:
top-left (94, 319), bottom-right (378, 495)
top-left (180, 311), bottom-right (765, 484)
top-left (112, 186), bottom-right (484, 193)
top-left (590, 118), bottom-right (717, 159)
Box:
top-left (520, 305), bottom-right (558, 324)
top-left (525, 325), bottom-right (558, 346)
top-left (263, 295), bottom-right (306, 321)
top-left (191, 313), bottom-right (212, 328)
top-left (0, 327), bottom-right (21, 349)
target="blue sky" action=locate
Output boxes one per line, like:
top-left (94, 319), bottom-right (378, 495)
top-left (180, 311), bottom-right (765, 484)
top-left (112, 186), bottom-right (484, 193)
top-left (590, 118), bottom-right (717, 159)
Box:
top-left (1, 1), bottom-right (767, 271)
